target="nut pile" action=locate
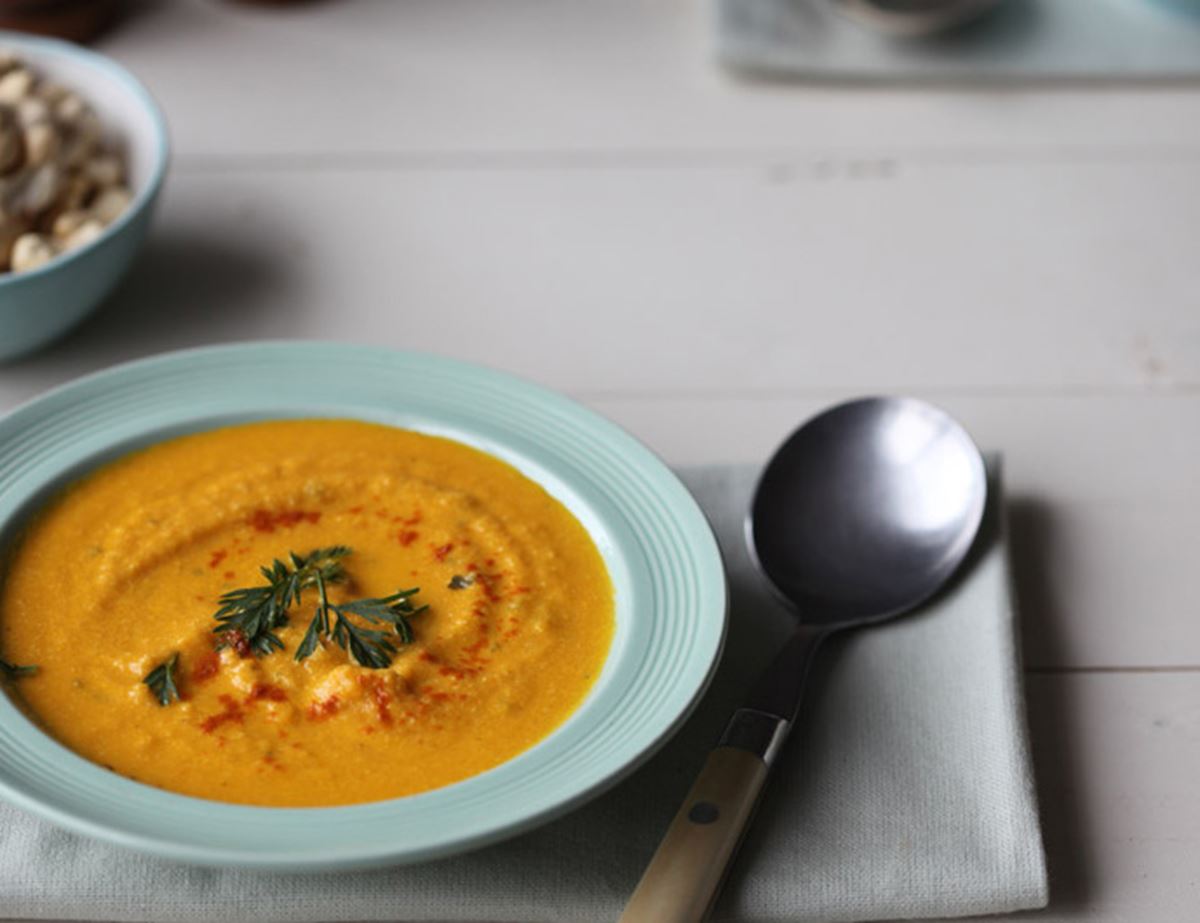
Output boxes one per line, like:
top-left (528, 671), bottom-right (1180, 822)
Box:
top-left (0, 50), bottom-right (132, 275)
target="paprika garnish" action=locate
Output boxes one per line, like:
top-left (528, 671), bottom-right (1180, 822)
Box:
top-left (247, 509), bottom-right (321, 534)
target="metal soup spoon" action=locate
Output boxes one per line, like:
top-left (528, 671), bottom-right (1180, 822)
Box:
top-left (621, 397), bottom-right (987, 923)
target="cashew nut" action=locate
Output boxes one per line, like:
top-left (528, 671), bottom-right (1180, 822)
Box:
top-left (0, 213), bottom-right (28, 271)
top-left (11, 163), bottom-right (61, 217)
top-left (14, 96), bottom-right (49, 127)
top-left (0, 68), bottom-right (34, 105)
top-left (84, 153), bottom-right (123, 188)
top-left (51, 208), bottom-right (89, 239)
top-left (91, 186), bottom-right (132, 224)
top-left (10, 231), bottom-right (57, 272)
top-left (23, 121), bottom-right (59, 168)
top-left (0, 106), bottom-right (20, 174)
top-left (60, 217), bottom-right (105, 252)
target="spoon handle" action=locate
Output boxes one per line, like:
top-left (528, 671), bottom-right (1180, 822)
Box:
top-left (618, 728), bottom-right (779, 923)
top-left (621, 627), bottom-right (826, 923)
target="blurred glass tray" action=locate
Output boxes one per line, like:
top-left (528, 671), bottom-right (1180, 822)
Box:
top-left (715, 0), bottom-right (1200, 80)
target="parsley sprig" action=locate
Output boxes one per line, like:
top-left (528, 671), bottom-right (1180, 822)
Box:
top-left (143, 652), bottom-right (181, 706)
top-left (213, 546), bottom-right (351, 657)
top-left (296, 583), bottom-right (426, 669)
top-left (212, 546), bottom-right (424, 670)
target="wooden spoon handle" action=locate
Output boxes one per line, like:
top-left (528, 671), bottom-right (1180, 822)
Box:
top-left (622, 630), bottom-right (820, 922)
top-left (619, 745), bottom-right (770, 923)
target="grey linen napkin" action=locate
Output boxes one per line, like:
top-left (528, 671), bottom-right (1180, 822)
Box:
top-left (1, 463), bottom-right (1047, 923)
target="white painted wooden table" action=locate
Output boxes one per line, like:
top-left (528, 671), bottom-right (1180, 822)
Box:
top-left (3, 1), bottom-right (1198, 919)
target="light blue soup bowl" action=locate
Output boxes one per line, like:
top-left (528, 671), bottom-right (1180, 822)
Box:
top-left (0, 33), bottom-right (168, 362)
top-left (0, 344), bottom-right (727, 869)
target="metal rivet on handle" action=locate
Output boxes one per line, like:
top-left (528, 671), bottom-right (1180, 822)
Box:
top-left (688, 802), bottom-right (719, 825)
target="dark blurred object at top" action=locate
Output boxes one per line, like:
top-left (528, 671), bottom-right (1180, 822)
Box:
top-left (223, 0), bottom-right (327, 6)
top-left (0, 0), bottom-right (121, 43)
top-left (833, 0), bottom-right (1002, 37)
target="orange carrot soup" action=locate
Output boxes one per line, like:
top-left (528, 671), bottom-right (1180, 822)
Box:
top-left (0, 420), bottom-right (614, 806)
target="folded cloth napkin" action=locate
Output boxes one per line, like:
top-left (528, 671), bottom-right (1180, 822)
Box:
top-left (1, 462), bottom-right (1047, 923)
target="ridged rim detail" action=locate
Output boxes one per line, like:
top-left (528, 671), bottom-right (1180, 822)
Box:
top-left (0, 343), bottom-right (726, 870)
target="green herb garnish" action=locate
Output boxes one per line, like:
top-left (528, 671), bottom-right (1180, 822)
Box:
top-left (295, 582), bottom-right (426, 669)
top-left (212, 546), bottom-right (424, 670)
top-left (143, 653), bottom-right (181, 706)
top-left (0, 659), bottom-right (37, 681)
top-left (213, 546), bottom-right (351, 656)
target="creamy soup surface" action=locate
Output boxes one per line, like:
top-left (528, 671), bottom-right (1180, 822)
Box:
top-left (0, 420), bottom-right (614, 806)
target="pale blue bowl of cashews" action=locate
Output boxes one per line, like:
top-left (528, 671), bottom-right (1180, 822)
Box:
top-left (0, 33), bottom-right (168, 363)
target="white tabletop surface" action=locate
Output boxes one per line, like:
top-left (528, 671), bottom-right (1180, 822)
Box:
top-left (2, 1), bottom-right (1198, 920)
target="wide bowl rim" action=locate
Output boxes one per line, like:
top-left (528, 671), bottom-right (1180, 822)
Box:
top-left (0, 30), bottom-right (170, 294)
top-left (0, 341), bottom-right (728, 869)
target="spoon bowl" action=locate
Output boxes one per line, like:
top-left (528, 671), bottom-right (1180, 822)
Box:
top-left (749, 396), bottom-right (987, 627)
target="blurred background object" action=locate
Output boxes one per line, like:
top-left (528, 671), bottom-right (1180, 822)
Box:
top-left (718, 0), bottom-right (1200, 80)
top-left (0, 1), bottom-right (120, 43)
top-left (221, 0), bottom-right (324, 7)
top-left (0, 33), bottom-right (166, 361)
top-left (832, 0), bottom-right (1002, 37)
